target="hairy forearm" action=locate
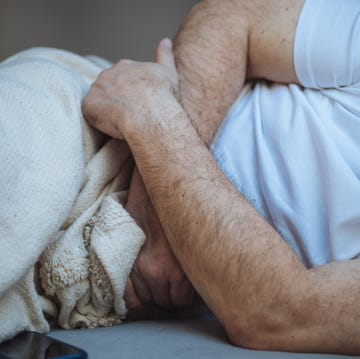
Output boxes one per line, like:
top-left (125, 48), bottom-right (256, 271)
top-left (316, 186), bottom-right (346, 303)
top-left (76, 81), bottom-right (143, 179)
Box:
top-left (124, 96), bottom-right (311, 350)
top-left (123, 96), bottom-right (360, 353)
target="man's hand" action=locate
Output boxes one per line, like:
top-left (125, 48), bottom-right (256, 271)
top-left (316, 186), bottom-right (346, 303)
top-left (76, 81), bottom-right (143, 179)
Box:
top-left (82, 38), bottom-right (179, 141)
top-left (124, 167), bottom-right (195, 310)
top-left (82, 38), bottom-right (195, 311)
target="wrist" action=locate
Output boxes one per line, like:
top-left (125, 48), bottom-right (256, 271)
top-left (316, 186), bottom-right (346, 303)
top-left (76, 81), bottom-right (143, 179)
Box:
top-left (122, 91), bottom-right (185, 144)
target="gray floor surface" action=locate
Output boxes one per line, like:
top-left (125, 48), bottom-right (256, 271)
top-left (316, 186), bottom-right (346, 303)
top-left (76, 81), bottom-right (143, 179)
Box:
top-left (50, 317), bottom-right (357, 359)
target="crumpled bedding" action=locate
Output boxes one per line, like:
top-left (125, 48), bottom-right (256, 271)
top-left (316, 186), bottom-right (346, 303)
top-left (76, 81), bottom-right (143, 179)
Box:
top-left (0, 47), bottom-right (145, 342)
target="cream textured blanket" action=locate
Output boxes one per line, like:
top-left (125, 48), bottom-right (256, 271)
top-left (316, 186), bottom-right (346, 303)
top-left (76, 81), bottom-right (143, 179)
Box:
top-left (0, 48), bottom-right (145, 342)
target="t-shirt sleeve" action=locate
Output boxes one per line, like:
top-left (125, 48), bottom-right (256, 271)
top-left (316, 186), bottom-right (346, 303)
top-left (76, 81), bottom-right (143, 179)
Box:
top-left (294, 0), bottom-right (360, 89)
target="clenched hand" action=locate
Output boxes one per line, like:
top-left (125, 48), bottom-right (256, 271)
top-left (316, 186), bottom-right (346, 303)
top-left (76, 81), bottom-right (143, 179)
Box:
top-left (124, 167), bottom-right (195, 310)
top-left (82, 38), bottom-right (179, 141)
top-left (82, 39), bottom-right (195, 311)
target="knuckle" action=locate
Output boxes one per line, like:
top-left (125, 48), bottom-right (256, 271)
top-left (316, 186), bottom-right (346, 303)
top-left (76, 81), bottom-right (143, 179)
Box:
top-left (136, 255), bottom-right (157, 280)
top-left (97, 68), bottom-right (107, 78)
top-left (117, 59), bottom-right (133, 66)
top-left (136, 252), bottom-right (150, 271)
top-left (81, 97), bottom-right (92, 117)
top-left (147, 266), bottom-right (162, 283)
top-left (147, 263), bottom-right (168, 284)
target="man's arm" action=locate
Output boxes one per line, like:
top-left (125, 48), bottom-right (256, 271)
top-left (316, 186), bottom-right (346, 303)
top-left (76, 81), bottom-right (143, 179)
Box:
top-left (82, 42), bottom-right (360, 353)
top-left (83, 0), bottom-right (360, 353)
top-left (124, 0), bottom-right (303, 310)
top-left (124, 91), bottom-right (360, 355)
top-left (124, 0), bottom-right (253, 307)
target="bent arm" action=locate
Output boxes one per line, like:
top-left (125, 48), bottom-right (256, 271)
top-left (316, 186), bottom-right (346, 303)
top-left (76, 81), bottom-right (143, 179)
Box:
top-left (173, 0), bottom-right (302, 146)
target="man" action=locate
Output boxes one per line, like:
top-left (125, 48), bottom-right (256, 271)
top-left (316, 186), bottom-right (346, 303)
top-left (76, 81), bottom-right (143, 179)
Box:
top-left (82, 0), bottom-right (360, 354)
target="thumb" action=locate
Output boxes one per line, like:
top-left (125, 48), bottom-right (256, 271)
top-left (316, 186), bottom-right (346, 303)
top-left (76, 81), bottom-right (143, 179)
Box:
top-left (156, 38), bottom-right (177, 78)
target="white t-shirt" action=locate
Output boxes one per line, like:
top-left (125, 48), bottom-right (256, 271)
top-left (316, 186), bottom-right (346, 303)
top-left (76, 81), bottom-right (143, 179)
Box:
top-left (211, 0), bottom-right (360, 268)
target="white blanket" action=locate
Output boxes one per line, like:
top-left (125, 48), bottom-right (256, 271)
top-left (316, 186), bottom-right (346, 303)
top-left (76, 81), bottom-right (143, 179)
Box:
top-left (0, 48), bottom-right (145, 341)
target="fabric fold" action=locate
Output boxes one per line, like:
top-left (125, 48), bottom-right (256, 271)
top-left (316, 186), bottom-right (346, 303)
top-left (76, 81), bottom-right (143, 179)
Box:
top-left (0, 47), bottom-right (146, 341)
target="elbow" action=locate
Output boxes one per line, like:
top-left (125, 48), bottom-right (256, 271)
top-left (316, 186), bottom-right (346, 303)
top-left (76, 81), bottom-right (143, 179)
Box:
top-left (225, 322), bottom-right (278, 351)
top-left (222, 308), bottom-right (308, 352)
top-left (218, 275), bottom-right (317, 351)
top-left (224, 319), bottom-right (276, 351)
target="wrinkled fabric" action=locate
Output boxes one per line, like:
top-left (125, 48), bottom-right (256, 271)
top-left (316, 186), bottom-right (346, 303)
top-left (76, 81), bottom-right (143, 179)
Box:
top-left (0, 48), bottom-right (145, 341)
top-left (212, 0), bottom-right (360, 267)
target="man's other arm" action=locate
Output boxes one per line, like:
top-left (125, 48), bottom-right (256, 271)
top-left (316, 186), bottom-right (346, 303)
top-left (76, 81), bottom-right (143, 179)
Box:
top-left (83, 0), bottom-right (360, 354)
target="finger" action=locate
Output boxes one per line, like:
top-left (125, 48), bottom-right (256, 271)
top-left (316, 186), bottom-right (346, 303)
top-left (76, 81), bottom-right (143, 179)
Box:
top-left (130, 270), bottom-right (153, 305)
top-left (156, 38), bottom-right (177, 78)
top-left (150, 281), bottom-right (173, 310)
top-left (170, 279), bottom-right (195, 308)
top-left (124, 278), bottom-right (144, 310)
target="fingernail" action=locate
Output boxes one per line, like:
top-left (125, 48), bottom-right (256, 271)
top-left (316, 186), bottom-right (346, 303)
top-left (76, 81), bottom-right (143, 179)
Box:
top-left (161, 38), bottom-right (172, 49)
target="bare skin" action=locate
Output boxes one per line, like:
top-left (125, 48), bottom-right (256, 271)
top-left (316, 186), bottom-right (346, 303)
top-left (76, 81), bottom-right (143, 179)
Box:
top-left (124, 166), bottom-right (194, 310)
top-left (122, 42), bottom-right (196, 311)
top-left (82, 0), bottom-right (360, 354)
top-left (124, 0), bottom-right (303, 311)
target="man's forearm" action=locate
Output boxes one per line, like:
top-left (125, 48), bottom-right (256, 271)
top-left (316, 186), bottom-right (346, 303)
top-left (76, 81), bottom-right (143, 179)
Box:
top-left (124, 96), bottom-right (294, 344)
top-left (124, 94), bottom-right (360, 354)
